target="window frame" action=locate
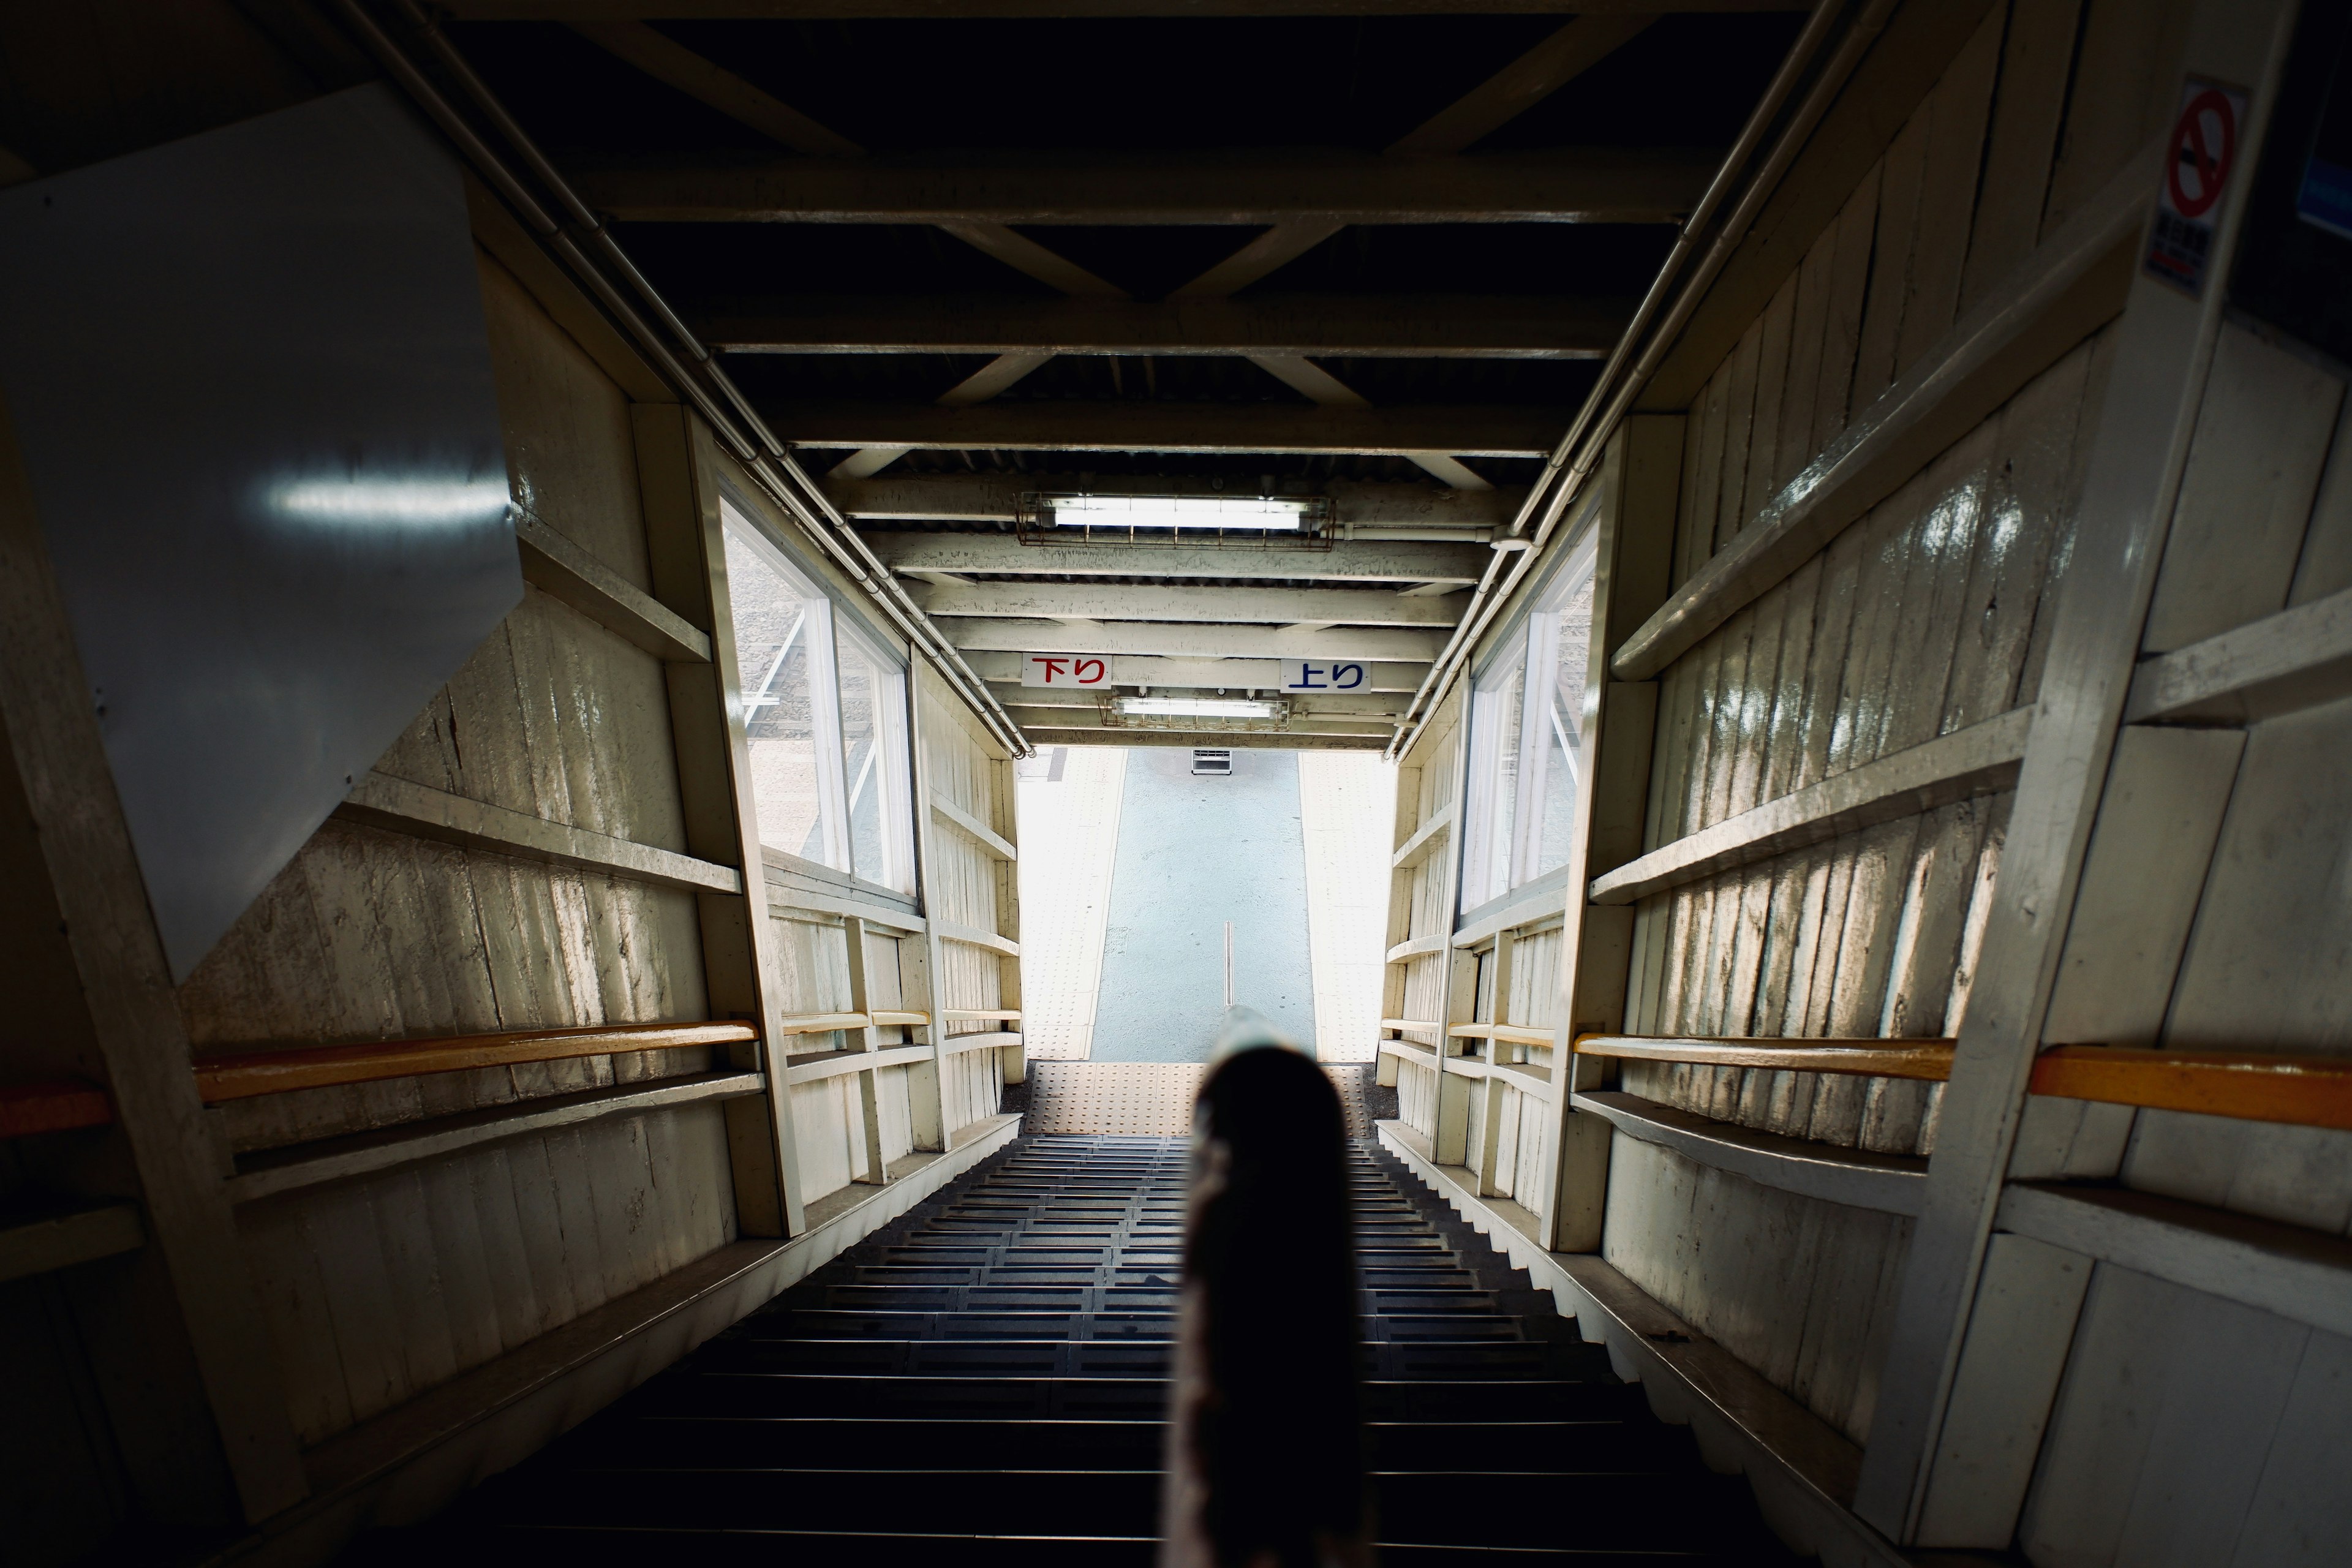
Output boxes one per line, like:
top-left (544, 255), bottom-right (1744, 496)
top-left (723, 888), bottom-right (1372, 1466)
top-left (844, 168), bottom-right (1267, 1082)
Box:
top-left (1457, 514), bottom-right (1601, 923)
top-left (717, 489), bottom-right (923, 905)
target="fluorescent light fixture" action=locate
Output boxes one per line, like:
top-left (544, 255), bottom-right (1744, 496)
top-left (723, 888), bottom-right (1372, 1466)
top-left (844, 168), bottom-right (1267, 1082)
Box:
top-left (268, 477), bottom-right (509, 527)
top-left (1118, 695), bottom-right (1278, 719)
top-left (1050, 494), bottom-right (1310, 531)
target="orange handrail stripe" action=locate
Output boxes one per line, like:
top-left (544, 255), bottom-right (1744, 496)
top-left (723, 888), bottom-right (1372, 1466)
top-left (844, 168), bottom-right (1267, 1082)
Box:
top-left (1, 1079), bottom-right (115, 1137)
top-left (2031, 1046), bottom-right (2352, 1132)
top-left (194, 1022), bottom-right (759, 1102)
top-left (1574, 1034), bottom-right (1956, 1083)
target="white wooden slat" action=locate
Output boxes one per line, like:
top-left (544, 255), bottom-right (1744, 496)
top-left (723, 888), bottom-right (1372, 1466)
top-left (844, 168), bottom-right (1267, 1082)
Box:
top-left (1996, 1182), bottom-right (2352, 1339)
top-left (1589, 707), bottom-right (2031, 906)
top-left (1611, 146), bottom-right (2154, 683)
top-left (763, 872), bottom-right (928, 934)
top-left (336, 771), bottom-right (741, 895)
top-left (2038, 725), bottom-right (2244, 1049)
top-left (0, 1204), bottom-right (144, 1284)
top-left (2140, 325), bottom-right (2345, 654)
top-left (1912, 1232), bottom-right (2092, 1548)
top-left (932, 918), bottom-right (1020, 959)
top-left (2124, 579), bottom-right (2352, 725)
top-left (1574, 1090), bottom-right (1925, 1215)
top-left (2226, 1329), bottom-right (2352, 1568)
top-left (784, 1046), bottom-right (935, 1085)
top-left (930, 794), bottom-right (1016, 861)
top-left (226, 1071), bottom-right (766, 1204)
top-left (514, 512), bottom-right (711, 663)
top-left (2162, 696), bottom-right (2352, 1057)
top-left (2019, 1265), bottom-right (2312, 1568)
top-left (1389, 806), bottom-right (1454, 869)
top-left (1450, 866), bottom-right (1570, 949)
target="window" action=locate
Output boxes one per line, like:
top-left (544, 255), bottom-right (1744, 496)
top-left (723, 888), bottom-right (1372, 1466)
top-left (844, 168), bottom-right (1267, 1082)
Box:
top-left (1459, 535), bottom-right (1598, 912)
top-left (834, 617), bottom-right (917, 893)
top-left (723, 503), bottom-right (918, 895)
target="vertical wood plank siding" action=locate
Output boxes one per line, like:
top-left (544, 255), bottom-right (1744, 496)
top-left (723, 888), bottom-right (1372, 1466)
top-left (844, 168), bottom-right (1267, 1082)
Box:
top-left (1593, 0), bottom-right (2163, 1452)
top-left (922, 682), bottom-right (1018, 1137)
top-left (173, 239), bottom-right (736, 1446)
top-left (1621, 0), bottom-right (2133, 1161)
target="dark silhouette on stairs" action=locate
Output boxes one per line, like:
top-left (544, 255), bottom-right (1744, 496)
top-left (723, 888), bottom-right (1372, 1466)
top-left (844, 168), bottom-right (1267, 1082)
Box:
top-left (359, 1134), bottom-right (1809, 1564)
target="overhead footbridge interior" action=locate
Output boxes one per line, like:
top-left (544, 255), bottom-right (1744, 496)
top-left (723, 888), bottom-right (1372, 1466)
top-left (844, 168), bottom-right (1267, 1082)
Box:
top-left (1, 1), bottom-right (2347, 1564)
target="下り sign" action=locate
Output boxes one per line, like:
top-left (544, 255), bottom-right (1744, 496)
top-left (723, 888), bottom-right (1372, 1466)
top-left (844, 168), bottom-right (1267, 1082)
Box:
top-left (1021, 654), bottom-right (1111, 688)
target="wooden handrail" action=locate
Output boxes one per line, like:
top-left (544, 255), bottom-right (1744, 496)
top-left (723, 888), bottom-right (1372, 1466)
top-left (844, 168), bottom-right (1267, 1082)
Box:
top-left (938, 1008), bottom-right (1019, 1022)
top-left (771, 1012), bottom-right (872, 1036)
top-left (873, 1010), bottom-right (930, 1027)
top-left (1, 1080), bottom-right (115, 1138)
top-left (194, 1022), bottom-right (759, 1102)
top-left (1574, 1034), bottom-right (1955, 1083)
top-left (2031, 1046), bottom-right (2352, 1132)
top-left (1381, 1019), bottom-right (1441, 1033)
top-left (1450, 1023), bottom-right (1556, 1048)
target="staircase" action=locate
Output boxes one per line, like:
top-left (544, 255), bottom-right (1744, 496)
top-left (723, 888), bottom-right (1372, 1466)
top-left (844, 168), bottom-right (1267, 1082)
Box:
top-left (396, 1134), bottom-right (1806, 1564)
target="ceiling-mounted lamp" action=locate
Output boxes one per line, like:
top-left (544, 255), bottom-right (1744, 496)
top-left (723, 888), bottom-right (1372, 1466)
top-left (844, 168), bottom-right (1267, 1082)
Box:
top-left (1119, 695), bottom-right (1279, 720)
top-left (1050, 494), bottom-right (1313, 532)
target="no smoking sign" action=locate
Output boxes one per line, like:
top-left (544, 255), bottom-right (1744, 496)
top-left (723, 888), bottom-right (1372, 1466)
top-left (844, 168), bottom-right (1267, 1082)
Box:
top-left (2146, 78), bottom-right (2250, 296)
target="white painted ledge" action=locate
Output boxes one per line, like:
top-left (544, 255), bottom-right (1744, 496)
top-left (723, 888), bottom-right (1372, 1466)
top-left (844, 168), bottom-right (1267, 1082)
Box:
top-left (0, 1203), bottom-right (144, 1285)
top-left (1997, 1181), bottom-right (2352, 1340)
top-left (1591, 707), bottom-right (2030, 907)
top-left (2122, 579), bottom-right (2352, 724)
top-left (1377, 1120), bottom-right (1915, 1568)
top-left (1575, 1091), bottom-right (1928, 1216)
top-left (227, 1070), bottom-right (767, 1204)
top-left (337, 772), bottom-right (742, 896)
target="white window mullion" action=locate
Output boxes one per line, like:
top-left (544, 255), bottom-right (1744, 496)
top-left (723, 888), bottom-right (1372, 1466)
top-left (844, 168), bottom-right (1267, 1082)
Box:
top-left (805, 599), bottom-right (853, 872)
top-left (1510, 616), bottom-right (1557, 888)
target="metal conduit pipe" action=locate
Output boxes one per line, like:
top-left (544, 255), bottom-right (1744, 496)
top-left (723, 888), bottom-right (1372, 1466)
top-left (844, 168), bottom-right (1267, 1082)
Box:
top-left (336, 0), bottom-right (1033, 757)
top-left (1384, 0), bottom-right (1879, 760)
top-left (387, 0), bottom-right (1033, 756)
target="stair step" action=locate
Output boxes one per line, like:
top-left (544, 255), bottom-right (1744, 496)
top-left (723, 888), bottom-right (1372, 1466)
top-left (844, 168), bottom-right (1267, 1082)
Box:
top-left (473, 1466), bottom-right (1774, 1551)
top-left (359, 1136), bottom-right (1804, 1566)
top-left (543, 1415), bottom-right (1678, 1472)
top-left (632, 1373), bottom-right (1634, 1421)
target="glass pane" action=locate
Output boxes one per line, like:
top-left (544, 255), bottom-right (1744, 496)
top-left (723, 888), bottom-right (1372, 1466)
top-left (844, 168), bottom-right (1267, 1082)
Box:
top-left (1461, 647), bottom-right (1526, 911)
top-left (1529, 571), bottom-right (1596, 880)
top-left (723, 514), bottom-right (843, 870)
top-left (835, 625), bottom-right (916, 894)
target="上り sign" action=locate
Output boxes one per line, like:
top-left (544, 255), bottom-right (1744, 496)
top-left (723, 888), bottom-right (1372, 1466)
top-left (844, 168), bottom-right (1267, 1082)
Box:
top-left (1280, 658), bottom-right (1369, 692)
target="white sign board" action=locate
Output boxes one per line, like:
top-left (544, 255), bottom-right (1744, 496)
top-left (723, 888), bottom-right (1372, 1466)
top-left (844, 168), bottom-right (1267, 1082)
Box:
top-left (1279, 658), bottom-right (1370, 693)
top-left (1021, 653), bottom-right (1112, 688)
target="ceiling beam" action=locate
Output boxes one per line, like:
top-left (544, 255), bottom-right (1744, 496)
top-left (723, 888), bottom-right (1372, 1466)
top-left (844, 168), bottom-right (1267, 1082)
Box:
top-left (1005, 687), bottom-right (1403, 715)
top-left (946, 618), bottom-right (1447, 660)
top-left (959, 651), bottom-right (1430, 690)
top-left (831, 474), bottom-right (1524, 527)
top-left (911, 581), bottom-right (1468, 625)
top-left (460, 4), bottom-right (1803, 17)
top-left (702, 294), bottom-right (1626, 358)
top-left (767, 400), bottom-right (1570, 456)
top-left (575, 149), bottom-right (1714, 226)
top-left (1014, 711), bottom-right (1398, 741)
top-left (865, 535), bottom-right (1491, 584)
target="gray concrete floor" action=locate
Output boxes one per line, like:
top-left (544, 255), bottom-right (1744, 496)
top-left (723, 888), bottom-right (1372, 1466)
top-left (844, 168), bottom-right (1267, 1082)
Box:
top-left (1089, 747), bottom-right (1318, 1061)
